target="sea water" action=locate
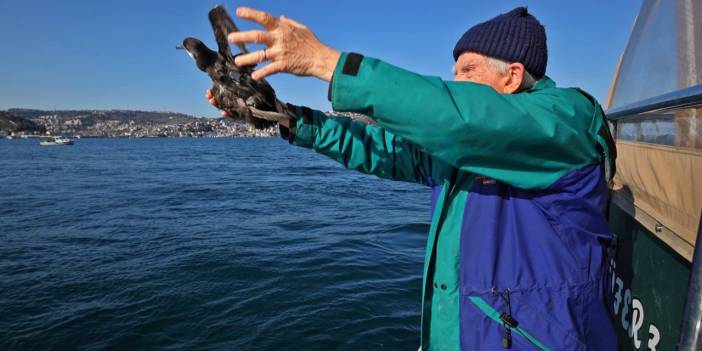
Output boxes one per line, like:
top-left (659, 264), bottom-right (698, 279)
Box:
top-left (0, 138), bottom-right (430, 350)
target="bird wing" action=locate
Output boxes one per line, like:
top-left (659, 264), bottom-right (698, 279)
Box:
top-left (251, 79), bottom-right (278, 110)
top-left (209, 5), bottom-right (249, 59)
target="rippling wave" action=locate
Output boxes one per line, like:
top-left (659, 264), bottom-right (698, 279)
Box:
top-left (0, 138), bottom-right (431, 350)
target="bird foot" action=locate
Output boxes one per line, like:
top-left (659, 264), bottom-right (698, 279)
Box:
top-left (250, 107), bottom-right (290, 123)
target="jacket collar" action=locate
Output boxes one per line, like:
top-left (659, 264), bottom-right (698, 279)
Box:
top-left (528, 76), bottom-right (555, 91)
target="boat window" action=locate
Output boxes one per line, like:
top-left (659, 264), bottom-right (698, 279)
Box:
top-left (608, 0), bottom-right (702, 109)
top-left (616, 106), bottom-right (702, 150)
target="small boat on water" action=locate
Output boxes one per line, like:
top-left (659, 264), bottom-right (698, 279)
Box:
top-left (39, 137), bottom-right (74, 146)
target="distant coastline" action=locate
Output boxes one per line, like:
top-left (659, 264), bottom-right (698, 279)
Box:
top-left (1, 108), bottom-right (376, 139)
top-left (0, 108), bottom-right (277, 138)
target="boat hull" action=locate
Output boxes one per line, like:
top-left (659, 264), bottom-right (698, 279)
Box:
top-left (609, 204), bottom-right (690, 350)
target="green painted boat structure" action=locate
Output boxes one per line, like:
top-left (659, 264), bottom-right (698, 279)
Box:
top-left (608, 205), bottom-right (692, 350)
top-left (604, 0), bottom-right (702, 349)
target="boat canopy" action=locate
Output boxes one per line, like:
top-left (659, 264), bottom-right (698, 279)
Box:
top-left (606, 0), bottom-right (701, 260)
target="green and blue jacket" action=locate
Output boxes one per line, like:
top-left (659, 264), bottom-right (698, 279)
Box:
top-left (285, 53), bottom-right (617, 350)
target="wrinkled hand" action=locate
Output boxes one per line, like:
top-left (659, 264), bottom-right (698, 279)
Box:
top-left (228, 7), bottom-right (341, 81)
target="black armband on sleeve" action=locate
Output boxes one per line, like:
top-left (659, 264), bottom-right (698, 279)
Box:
top-left (328, 52), bottom-right (364, 102)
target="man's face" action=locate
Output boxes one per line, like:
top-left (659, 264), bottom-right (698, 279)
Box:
top-left (453, 52), bottom-right (518, 94)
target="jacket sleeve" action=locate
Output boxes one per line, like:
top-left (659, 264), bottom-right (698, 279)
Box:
top-left (329, 53), bottom-right (602, 190)
top-left (286, 105), bottom-right (447, 186)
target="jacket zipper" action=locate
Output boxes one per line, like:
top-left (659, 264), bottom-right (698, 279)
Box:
top-left (493, 288), bottom-right (518, 348)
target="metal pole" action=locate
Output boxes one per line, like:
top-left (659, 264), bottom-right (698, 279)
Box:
top-left (678, 210), bottom-right (702, 350)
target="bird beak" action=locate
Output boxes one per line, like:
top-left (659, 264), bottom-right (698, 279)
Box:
top-left (176, 45), bottom-right (185, 50)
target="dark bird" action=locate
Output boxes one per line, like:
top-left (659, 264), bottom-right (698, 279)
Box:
top-left (178, 5), bottom-right (285, 129)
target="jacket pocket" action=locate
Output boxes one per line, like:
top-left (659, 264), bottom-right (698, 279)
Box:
top-left (464, 293), bottom-right (587, 351)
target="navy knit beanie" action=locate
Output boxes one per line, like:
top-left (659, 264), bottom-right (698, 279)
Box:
top-left (453, 7), bottom-right (547, 79)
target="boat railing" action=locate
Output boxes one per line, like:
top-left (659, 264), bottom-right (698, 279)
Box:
top-left (606, 84), bottom-right (702, 120)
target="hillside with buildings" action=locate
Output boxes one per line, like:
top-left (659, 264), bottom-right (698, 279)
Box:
top-left (2, 109), bottom-right (276, 138)
top-left (1, 108), bottom-right (376, 139)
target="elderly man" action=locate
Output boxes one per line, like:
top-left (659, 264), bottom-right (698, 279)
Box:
top-left (209, 6), bottom-right (617, 350)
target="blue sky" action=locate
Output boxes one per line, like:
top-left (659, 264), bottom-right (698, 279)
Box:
top-left (0, 1), bottom-right (640, 117)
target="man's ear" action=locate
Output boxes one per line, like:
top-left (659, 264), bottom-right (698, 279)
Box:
top-left (503, 62), bottom-right (525, 94)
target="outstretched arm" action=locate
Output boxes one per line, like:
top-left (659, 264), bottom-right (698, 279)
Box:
top-left (207, 90), bottom-right (447, 186)
top-left (284, 105), bottom-right (446, 186)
